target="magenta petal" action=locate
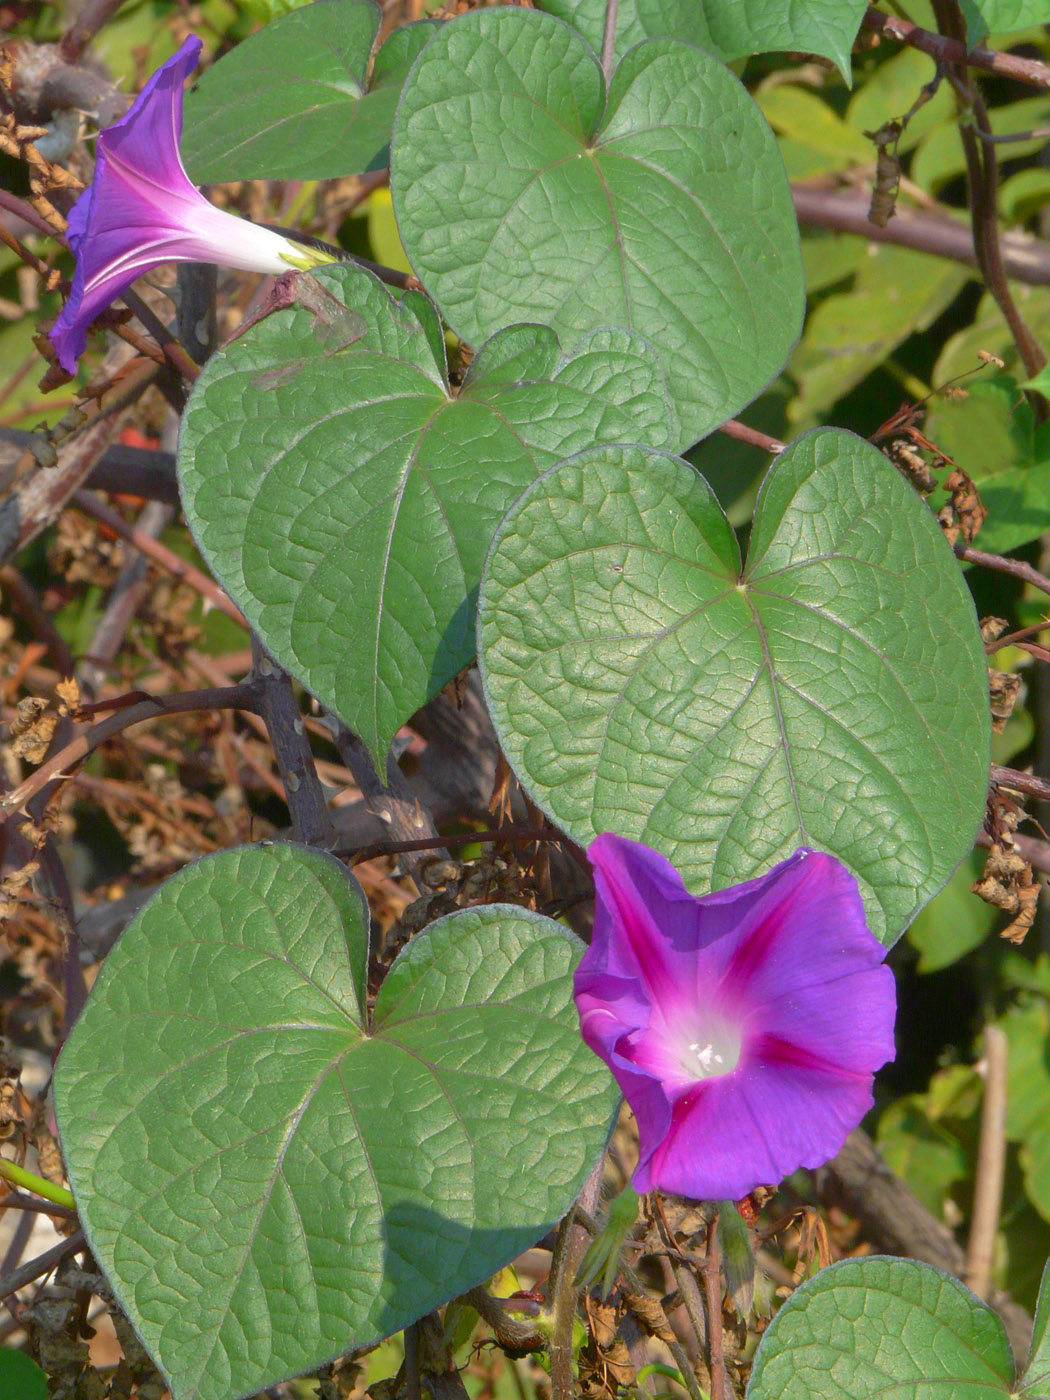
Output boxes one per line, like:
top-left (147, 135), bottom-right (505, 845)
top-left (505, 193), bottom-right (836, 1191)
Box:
top-left (585, 834), bottom-right (701, 1008)
top-left (637, 1046), bottom-right (878, 1200)
top-left (49, 36), bottom-right (295, 372)
top-left (720, 852), bottom-right (887, 1004)
top-left (573, 835), bottom-right (897, 1202)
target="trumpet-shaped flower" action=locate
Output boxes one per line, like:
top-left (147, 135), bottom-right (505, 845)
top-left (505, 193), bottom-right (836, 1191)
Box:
top-left (574, 835), bottom-right (896, 1202)
top-left (50, 35), bottom-right (332, 372)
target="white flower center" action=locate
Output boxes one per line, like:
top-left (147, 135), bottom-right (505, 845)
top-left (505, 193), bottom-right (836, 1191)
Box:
top-left (673, 1018), bottom-right (742, 1082)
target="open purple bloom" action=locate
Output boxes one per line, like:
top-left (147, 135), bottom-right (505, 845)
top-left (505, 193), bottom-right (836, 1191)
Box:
top-left (574, 835), bottom-right (896, 1201)
top-left (50, 36), bottom-right (330, 372)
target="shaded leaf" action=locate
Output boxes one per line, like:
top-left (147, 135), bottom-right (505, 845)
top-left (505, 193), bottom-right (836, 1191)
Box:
top-left (178, 264), bottom-right (674, 769)
top-left (182, 1), bottom-right (436, 181)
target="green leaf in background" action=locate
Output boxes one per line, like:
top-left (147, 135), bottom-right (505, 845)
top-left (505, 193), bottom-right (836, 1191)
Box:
top-left (535, 0), bottom-right (866, 81)
top-left (907, 850), bottom-right (997, 973)
top-left (54, 843), bottom-right (616, 1400)
top-left (0, 1350), bottom-right (47, 1400)
top-left (926, 376), bottom-right (1050, 556)
top-left (846, 47), bottom-right (954, 155)
top-left (391, 7), bottom-right (804, 449)
top-left (788, 243), bottom-right (971, 426)
top-left (936, 285), bottom-right (1050, 384)
top-left (182, 0), bottom-right (436, 181)
top-left (179, 264), bottom-right (674, 770)
top-left (960, 0), bottom-right (1050, 45)
top-left (1002, 994), bottom-right (1050, 1222)
top-left (745, 1257), bottom-right (1015, 1400)
top-left (912, 94), bottom-right (1050, 195)
top-left (478, 429), bottom-right (990, 944)
top-left (757, 84), bottom-right (872, 165)
top-left (236, 0), bottom-right (314, 18)
top-left (875, 1065), bottom-right (980, 1216)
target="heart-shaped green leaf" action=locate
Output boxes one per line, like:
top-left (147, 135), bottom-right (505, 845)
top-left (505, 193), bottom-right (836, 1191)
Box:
top-left (54, 843), bottom-right (616, 1400)
top-left (746, 1258), bottom-right (1015, 1400)
top-left (391, 8), bottom-right (804, 449)
top-left (535, 0), bottom-right (867, 82)
top-left (478, 430), bottom-right (990, 943)
top-left (182, 1), bottom-right (436, 181)
top-left (178, 264), bottom-right (675, 769)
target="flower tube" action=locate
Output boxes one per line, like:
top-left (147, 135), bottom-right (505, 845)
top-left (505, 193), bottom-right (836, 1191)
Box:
top-left (574, 835), bottom-right (897, 1201)
top-left (49, 35), bottom-right (332, 372)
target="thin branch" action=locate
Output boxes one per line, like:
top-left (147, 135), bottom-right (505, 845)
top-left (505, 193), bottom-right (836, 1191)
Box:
top-left (863, 6), bottom-right (1050, 90)
top-left (2, 359), bottom-right (161, 567)
top-left (59, 0), bottom-right (133, 64)
top-left (990, 763), bottom-right (1050, 802)
top-left (548, 1161), bottom-right (604, 1400)
top-left (460, 1287), bottom-right (545, 1352)
top-left (0, 684), bottom-right (258, 817)
top-left (791, 186), bottom-right (1050, 286)
top-left (0, 1231), bottom-right (85, 1301)
top-left (0, 1193), bottom-right (76, 1219)
top-left (590, 1209), bottom-right (710, 1400)
top-left (330, 724), bottom-right (447, 882)
top-left (119, 287), bottom-right (200, 383)
top-left (716, 419), bottom-right (785, 454)
top-left (71, 490), bottom-right (247, 625)
top-left (965, 1024), bottom-right (1009, 1301)
top-left (979, 125), bottom-right (1050, 145)
top-left (0, 189), bottom-right (55, 237)
top-left (703, 1212), bottom-right (725, 1400)
top-left (955, 543), bottom-right (1050, 597)
top-left (251, 637), bottom-right (335, 849)
top-left (404, 1321), bottom-right (422, 1400)
top-left (78, 499), bottom-right (174, 699)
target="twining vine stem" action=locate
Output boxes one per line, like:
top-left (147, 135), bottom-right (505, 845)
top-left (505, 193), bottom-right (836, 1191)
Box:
top-left (964, 1024), bottom-right (1008, 1302)
top-left (956, 544), bottom-right (1050, 598)
top-left (932, 0), bottom-right (1046, 380)
top-left (863, 6), bottom-right (1050, 89)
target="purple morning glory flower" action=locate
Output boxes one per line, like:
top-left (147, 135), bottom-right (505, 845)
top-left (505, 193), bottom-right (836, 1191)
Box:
top-left (574, 835), bottom-right (896, 1202)
top-left (50, 35), bottom-right (331, 373)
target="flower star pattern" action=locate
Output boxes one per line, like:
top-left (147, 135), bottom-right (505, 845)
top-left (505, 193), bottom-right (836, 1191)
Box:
top-left (49, 35), bottom-right (332, 372)
top-left (574, 835), bottom-right (897, 1202)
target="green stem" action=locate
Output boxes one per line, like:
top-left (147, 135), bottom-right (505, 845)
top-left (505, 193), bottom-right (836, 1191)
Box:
top-left (0, 1157), bottom-right (75, 1209)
